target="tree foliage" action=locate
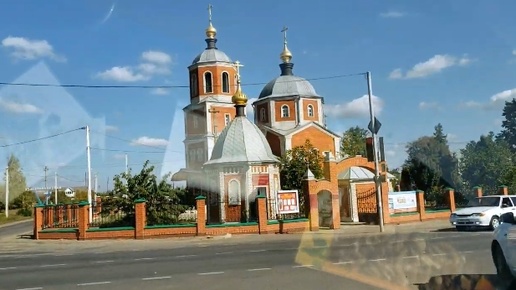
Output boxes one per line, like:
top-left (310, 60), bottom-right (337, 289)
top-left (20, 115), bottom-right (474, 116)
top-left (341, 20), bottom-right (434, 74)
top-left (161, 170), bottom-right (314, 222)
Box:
top-left (340, 126), bottom-right (369, 157)
top-left (280, 139), bottom-right (324, 191)
top-left (403, 124), bottom-right (461, 201)
top-left (460, 132), bottom-right (514, 195)
top-left (12, 190), bottom-right (36, 216)
top-left (101, 161), bottom-right (188, 226)
top-left (3, 154), bottom-right (27, 202)
top-left (499, 99), bottom-right (516, 152)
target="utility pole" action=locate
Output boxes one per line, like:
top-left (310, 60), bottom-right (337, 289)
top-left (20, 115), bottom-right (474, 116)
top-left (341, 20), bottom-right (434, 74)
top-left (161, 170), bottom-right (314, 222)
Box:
top-left (125, 154), bottom-right (128, 175)
top-left (44, 166), bottom-right (49, 189)
top-left (5, 166), bottom-right (8, 218)
top-left (106, 176), bottom-right (109, 192)
top-left (366, 71), bottom-right (385, 233)
top-left (85, 125), bottom-right (92, 223)
top-left (94, 172), bottom-right (98, 204)
top-left (54, 172), bottom-right (58, 204)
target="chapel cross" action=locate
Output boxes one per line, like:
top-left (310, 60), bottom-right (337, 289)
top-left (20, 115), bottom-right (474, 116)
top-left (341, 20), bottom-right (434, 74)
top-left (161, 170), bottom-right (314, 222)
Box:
top-left (233, 60), bottom-right (244, 82)
top-left (281, 26), bottom-right (288, 45)
top-left (208, 4), bottom-right (213, 24)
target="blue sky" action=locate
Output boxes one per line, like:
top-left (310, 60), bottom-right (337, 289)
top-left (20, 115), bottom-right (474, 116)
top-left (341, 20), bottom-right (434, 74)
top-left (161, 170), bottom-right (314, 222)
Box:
top-left (1, 0), bottom-right (516, 191)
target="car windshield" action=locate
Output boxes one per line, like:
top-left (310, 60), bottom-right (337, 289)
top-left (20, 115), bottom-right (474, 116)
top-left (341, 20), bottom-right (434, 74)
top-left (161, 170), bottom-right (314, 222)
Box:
top-left (466, 196), bottom-right (500, 207)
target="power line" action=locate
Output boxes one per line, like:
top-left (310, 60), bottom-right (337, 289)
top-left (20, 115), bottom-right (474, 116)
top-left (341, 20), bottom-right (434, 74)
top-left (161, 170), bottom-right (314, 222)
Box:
top-left (90, 147), bottom-right (167, 154)
top-left (0, 127), bottom-right (85, 148)
top-left (0, 72), bottom-right (365, 90)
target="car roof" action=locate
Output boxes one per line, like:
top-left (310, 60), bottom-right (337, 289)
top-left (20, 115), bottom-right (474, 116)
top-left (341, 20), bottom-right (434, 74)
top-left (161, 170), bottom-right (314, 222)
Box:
top-left (478, 195), bottom-right (516, 197)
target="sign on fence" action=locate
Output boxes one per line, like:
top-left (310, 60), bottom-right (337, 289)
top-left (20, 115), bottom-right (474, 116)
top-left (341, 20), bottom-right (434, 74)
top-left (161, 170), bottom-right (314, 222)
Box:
top-left (388, 191), bottom-right (417, 214)
top-left (277, 190), bottom-right (300, 214)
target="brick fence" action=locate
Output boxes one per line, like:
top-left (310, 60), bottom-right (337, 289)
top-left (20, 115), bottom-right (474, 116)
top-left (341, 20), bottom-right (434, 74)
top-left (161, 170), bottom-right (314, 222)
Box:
top-left (386, 186), bottom-right (510, 224)
top-left (33, 194), bottom-right (309, 240)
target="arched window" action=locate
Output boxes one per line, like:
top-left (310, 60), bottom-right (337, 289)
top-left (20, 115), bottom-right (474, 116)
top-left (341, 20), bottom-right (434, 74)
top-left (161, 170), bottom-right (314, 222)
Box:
top-left (204, 71), bottom-right (213, 93)
top-left (190, 73), bottom-right (198, 96)
top-left (260, 108), bottom-right (266, 121)
top-left (222, 72), bottom-right (230, 93)
top-left (228, 179), bottom-right (240, 205)
top-left (307, 104), bottom-right (314, 117)
top-left (224, 113), bottom-right (231, 125)
top-left (281, 105), bottom-right (290, 118)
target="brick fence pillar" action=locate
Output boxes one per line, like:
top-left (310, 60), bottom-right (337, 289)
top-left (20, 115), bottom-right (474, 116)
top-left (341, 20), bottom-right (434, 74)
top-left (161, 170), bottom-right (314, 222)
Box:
top-left (57, 205), bottom-right (64, 226)
top-left (474, 186), bottom-right (483, 198)
top-left (257, 194), bottom-right (268, 234)
top-left (134, 199), bottom-right (146, 240)
top-left (499, 185), bottom-right (509, 195)
top-left (77, 201), bottom-right (89, 240)
top-left (47, 205), bottom-right (55, 228)
top-left (195, 196), bottom-right (206, 236)
top-left (33, 205), bottom-right (44, 240)
top-left (416, 190), bottom-right (426, 221)
top-left (445, 188), bottom-right (456, 212)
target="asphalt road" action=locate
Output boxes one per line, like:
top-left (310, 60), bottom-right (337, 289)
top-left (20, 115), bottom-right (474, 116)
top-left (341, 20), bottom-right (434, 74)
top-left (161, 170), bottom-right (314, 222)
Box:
top-left (0, 229), bottom-right (504, 290)
top-left (0, 220), bottom-right (32, 238)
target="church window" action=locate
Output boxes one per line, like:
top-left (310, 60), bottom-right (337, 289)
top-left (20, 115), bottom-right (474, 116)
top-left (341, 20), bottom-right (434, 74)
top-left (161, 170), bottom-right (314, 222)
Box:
top-left (307, 104), bottom-right (314, 117)
top-left (260, 108), bottom-right (266, 122)
top-left (281, 105), bottom-right (290, 118)
top-left (228, 179), bottom-right (240, 205)
top-left (224, 113), bottom-right (231, 125)
top-left (222, 72), bottom-right (230, 93)
top-left (204, 71), bottom-right (213, 93)
top-left (190, 72), bottom-right (198, 96)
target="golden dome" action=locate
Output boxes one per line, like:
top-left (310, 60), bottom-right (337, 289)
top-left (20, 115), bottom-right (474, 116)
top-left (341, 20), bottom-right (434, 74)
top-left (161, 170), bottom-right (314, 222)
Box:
top-left (232, 82), bottom-right (248, 106)
top-left (280, 46), bottom-right (292, 63)
top-left (205, 23), bottom-right (217, 39)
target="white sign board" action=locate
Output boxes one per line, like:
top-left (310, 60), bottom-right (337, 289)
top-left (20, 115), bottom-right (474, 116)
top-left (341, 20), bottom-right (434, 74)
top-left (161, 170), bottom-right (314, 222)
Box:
top-left (277, 190), bottom-right (300, 214)
top-left (64, 188), bottom-right (76, 198)
top-left (388, 191), bottom-right (417, 214)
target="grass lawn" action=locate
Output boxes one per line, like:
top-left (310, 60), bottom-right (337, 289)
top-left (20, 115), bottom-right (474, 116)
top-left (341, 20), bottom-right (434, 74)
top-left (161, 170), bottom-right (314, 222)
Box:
top-left (0, 210), bottom-right (32, 225)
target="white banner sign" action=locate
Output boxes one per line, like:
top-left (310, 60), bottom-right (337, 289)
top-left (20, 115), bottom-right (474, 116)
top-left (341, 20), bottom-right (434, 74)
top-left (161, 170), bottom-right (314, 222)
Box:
top-left (277, 190), bottom-right (300, 214)
top-left (388, 191), bottom-right (417, 213)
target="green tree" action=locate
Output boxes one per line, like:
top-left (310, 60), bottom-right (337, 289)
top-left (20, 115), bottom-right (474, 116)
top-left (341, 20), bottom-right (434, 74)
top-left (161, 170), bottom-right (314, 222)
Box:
top-left (280, 139), bottom-right (324, 191)
top-left (499, 99), bottom-right (516, 152)
top-left (4, 154), bottom-right (27, 202)
top-left (403, 124), bottom-right (461, 202)
top-left (340, 126), bottom-right (369, 157)
top-left (460, 132), bottom-right (514, 195)
top-left (12, 190), bottom-right (36, 216)
top-left (101, 161), bottom-right (188, 226)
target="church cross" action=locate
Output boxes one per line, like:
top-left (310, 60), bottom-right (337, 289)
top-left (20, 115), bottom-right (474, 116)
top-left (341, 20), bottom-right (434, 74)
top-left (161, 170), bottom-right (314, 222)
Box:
top-left (281, 26), bottom-right (288, 45)
top-left (208, 4), bottom-right (213, 24)
top-left (233, 60), bottom-right (244, 82)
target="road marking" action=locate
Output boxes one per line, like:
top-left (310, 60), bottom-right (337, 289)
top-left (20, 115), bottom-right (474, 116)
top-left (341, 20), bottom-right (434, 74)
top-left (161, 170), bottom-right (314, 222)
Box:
top-left (142, 276), bottom-right (171, 281)
top-left (54, 253), bottom-right (73, 256)
top-left (369, 258), bottom-right (386, 262)
top-left (134, 257), bottom-right (155, 261)
top-left (77, 281), bottom-right (111, 286)
top-left (40, 263), bottom-right (66, 268)
top-left (462, 250), bottom-right (474, 254)
top-left (293, 264), bottom-right (314, 268)
top-left (216, 251), bottom-right (234, 255)
top-left (0, 266), bottom-right (17, 270)
top-left (198, 271), bottom-right (224, 276)
top-left (175, 254), bottom-right (198, 258)
top-left (402, 255), bottom-right (419, 259)
top-left (333, 261), bottom-right (354, 265)
top-left (16, 287), bottom-right (43, 290)
top-left (94, 260), bottom-right (114, 264)
top-left (431, 253), bottom-right (447, 256)
top-left (247, 267), bottom-right (271, 272)
top-left (249, 249), bottom-right (266, 253)
top-left (430, 236), bottom-right (444, 240)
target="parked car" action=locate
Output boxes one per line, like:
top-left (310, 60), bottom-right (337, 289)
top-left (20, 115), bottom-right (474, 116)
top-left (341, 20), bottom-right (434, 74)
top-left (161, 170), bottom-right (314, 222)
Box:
top-left (449, 195), bottom-right (516, 231)
top-left (491, 212), bottom-right (516, 287)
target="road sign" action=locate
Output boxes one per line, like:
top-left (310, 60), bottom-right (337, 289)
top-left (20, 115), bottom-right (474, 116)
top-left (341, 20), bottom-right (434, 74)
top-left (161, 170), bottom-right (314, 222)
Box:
top-left (44, 191), bottom-right (52, 197)
top-left (368, 117), bottom-right (382, 134)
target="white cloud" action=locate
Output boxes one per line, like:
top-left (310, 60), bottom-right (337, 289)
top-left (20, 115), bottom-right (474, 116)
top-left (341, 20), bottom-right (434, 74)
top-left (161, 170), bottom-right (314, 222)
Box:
top-left (96, 50), bottom-right (172, 82)
top-left (141, 50), bottom-right (172, 65)
top-left (461, 88), bottom-right (516, 111)
top-left (1, 36), bottom-right (66, 62)
top-left (512, 50), bottom-right (516, 56)
top-left (418, 101), bottom-right (441, 111)
top-left (113, 153), bottom-right (126, 160)
top-left (447, 133), bottom-right (458, 142)
top-left (389, 54), bottom-right (473, 79)
top-left (130, 136), bottom-right (168, 147)
top-left (0, 98), bottom-right (43, 114)
top-left (380, 11), bottom-right (406, 18)
top-left (325, 95), bottom-right (384, 119)
top-left (150, 88), bottom-right (169, 95)
top-left (246, 97), bottom-right (258, 116)
top-left (96, 66), bottom-right (148, 82)
top-left (105, 125), bottom-right (119, 132)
